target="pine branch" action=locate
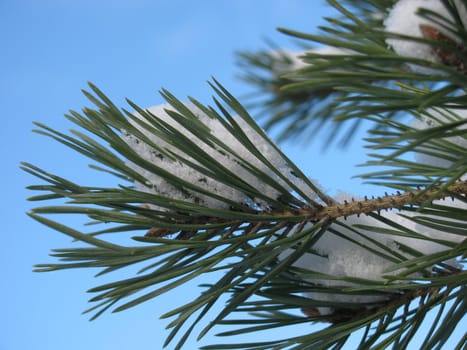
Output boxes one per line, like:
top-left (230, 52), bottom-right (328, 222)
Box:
top-left (141, 181), bottom-right (467, 234)
top-left (23, 81), bottom-right (466, 349)
top-left (294, 180), bottom-right (467, 221)
top-left (23, 1), bottom-right (467, 349)
top-left (237, 0), bottom-right (467, 145)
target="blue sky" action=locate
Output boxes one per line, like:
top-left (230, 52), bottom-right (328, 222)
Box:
top-left (4, 1), bottom-right (461, 349)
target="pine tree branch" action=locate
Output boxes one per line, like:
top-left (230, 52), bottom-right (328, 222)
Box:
top-left (23, 1), bottom-right (467, 347)
top-left (292, 180), bottom-right (467, 221)
top-left (144, 180), bottom-right (467, 239)
top-left (238, 0), bottom-right (467, 146)
top-left (23, 79), bottom-right (466, 348)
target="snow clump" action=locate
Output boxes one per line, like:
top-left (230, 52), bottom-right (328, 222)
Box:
top-left (384, 0), bottom-right (467, 73)
top-left (122, 103), bottom-right (315, 211)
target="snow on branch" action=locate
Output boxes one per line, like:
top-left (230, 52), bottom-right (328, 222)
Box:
top-left (122, 102), bottom-right (320, 212)
top-left (385, 0), bottom-right (467, 73)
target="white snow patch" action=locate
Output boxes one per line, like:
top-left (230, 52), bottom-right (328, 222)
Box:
top-left (270, 46), bottom-right (352, 77)
top-left (384, 0), bottom-right (467, 73)
top-left (286, 192), bottom-right (465, 314)
top-left (122, 103), bottom-right (316, 211)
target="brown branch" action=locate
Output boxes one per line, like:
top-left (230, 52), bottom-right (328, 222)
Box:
top-left (305, 180), bottom-right (467, 221)
top-left (420, 24), bottom-right (467, 73)
top-left (145, 181), bottom-right (467, 237)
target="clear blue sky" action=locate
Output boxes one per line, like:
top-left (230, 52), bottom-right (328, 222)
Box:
top-left (3, 1), bottom-right (460, 349)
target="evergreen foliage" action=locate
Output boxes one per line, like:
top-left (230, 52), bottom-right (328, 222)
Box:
top-left (24, 1), bottom-right (466, 349)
